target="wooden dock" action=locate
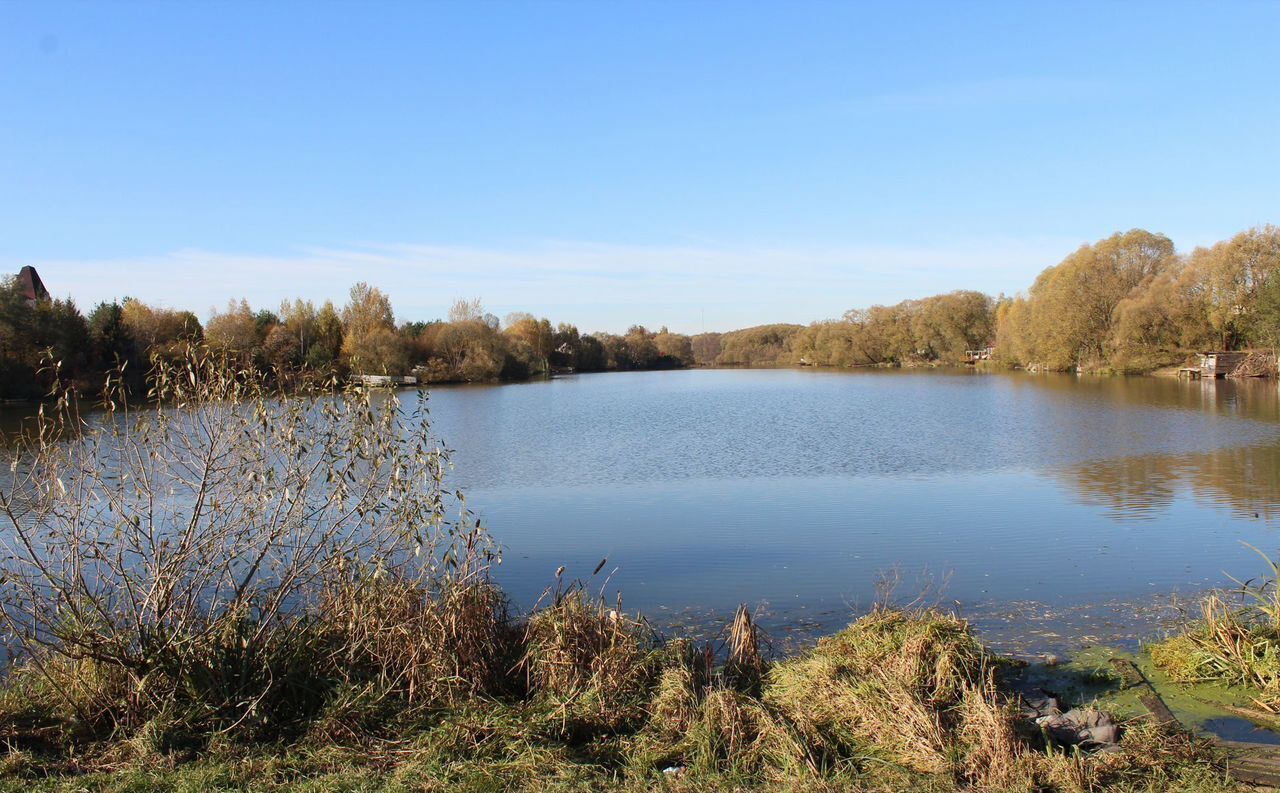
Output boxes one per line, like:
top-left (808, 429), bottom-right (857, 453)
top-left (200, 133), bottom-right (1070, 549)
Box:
top-left (353, 374), bottom-right (418, 387)
top-left (1219, 740), bottom-right (1280, 789)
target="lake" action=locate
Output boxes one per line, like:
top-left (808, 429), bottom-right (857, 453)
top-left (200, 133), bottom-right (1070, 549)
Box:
top-left (418, 368), bottom-right (1280, 650)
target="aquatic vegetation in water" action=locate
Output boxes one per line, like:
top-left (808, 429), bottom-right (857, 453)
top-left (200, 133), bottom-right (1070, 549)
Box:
top-left (1152, 546), bottom-right (1280, 707)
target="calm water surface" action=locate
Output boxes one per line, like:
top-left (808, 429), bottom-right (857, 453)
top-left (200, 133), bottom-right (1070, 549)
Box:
top-left (418, 368), bottom-right (1280, 644)
top-left (7, 368), bottom-right (1279, 650)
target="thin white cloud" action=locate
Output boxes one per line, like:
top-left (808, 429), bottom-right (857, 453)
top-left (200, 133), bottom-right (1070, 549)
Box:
top-left (840, 76), bottom-right (1108, 112)
top-left (9, 237), bottom-right (1074, 334)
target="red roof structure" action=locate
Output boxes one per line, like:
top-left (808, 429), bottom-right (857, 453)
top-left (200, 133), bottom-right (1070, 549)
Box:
top-left (17, 266), bottom-right (49, 305)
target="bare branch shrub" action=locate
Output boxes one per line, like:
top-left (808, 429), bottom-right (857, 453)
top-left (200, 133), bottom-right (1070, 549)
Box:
top-left (0, 348), bottom-right (495, 735)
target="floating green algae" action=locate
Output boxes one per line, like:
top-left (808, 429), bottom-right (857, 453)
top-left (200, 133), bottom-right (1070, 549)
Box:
top-left (1009, 644), bottom-right (1280, 744)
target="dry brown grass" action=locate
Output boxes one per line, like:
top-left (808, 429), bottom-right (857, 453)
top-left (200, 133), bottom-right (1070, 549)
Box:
top-left (685, 688), bottom-right (811, 779)
top-left (724, 604), bottom-right (766, 696)
top-left (764, 608), bottom-right (989, 775)
top-left (953, 680), bottom-right (1039, 790)
top-left (321, 575), bottom-right (518, 707)
top-left (633, 640), bottom-right (814, 782)
top-left (0, 604), bottom-right (1237, 792)
top-left (522, 590), bottom-right (660, 730)
top-left (644, 645), bottom-right (703, 737)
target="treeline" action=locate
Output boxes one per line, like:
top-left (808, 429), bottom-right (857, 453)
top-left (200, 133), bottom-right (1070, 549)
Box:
top-left (792, 291), bottom-right (995, 367)
top-left (689, 324), bottom-right (804, 367)
top-left (5, 223), bottom-right (1279, 399)
top-left (997, 226), bottom-right (1280, 373)
top-left (402, 297), bottom-right (694, 382)
top-left (684, 292), bottom-right (995, 370)
top-left (0, 279), bottom-right (697, 400)
top-left (0, 285), bottom-right (205, 400)
top-left (691, 224), bottom-right (1280, 374)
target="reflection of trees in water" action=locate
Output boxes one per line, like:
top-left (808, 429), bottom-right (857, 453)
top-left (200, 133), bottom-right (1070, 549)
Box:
top-left (1062, 442), bottom-right (1280, 522)
top-left (1067, 454), bottom-right (1181, 520)
top-left (1008, 373), bottom-right (1280, 521)
top-left (1006, 371), bottom-right (1280, 422)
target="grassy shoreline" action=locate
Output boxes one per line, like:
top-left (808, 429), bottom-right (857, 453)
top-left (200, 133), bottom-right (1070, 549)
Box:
top-left (0, 589), bottom-right (1243, 792)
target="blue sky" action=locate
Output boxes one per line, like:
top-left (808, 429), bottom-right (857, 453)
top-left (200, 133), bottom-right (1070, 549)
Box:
top-left (2, 1), bottom-right (1278, 333)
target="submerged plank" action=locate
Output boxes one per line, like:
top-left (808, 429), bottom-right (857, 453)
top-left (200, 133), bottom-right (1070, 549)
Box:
top-left (1108, 658), bottom-right (1180, 726)
top-left (1137, 690), bottom-right (1180, 727)
top-left (1108, 657), bottom-right (1144, 688)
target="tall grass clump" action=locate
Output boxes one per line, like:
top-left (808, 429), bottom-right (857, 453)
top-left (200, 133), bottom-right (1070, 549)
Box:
top-left (1152, 544), bottom-right (1280, 705)
top-left (723, 604), bottom-right (766, 696)
top-left (763, 607), bottom-right (1023, 784)
top-left (320, 573), bottom-right (516, 709)
top-left (0, 349), bottom-right (502, 747)
top-left (522, 583), bottom-right (662, 734)
top-left (630, 606), bottom-right (1222, 791)
top-left (630, 606), bottom-right (816, 783)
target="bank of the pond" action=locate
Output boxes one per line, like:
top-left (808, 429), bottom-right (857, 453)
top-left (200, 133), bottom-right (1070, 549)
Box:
top-left (0, 587), bottom-right (1248, 793)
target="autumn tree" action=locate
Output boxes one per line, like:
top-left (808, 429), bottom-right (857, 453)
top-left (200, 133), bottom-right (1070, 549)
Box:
top-left (267, 299), bottom-right (317, 369)
top-left (504, 313), bottom-right (554, 373)
top-left (341, 283), bottom-right (407, 374)
top-left (309, 301), bottom-right (344, 369)
top-left (691, 332), bottom-right (722, 366)
top-left (417, 299), bottom-right (508, 382)
top-left (448, 297), bottom-right (486, 324)
top-left (1107, 261), bottom-right (1215, 371)
top-left (119, 299), bottom-right (202, 361)
top-left (622, 326), bottom-right (660, 369)
top-left (399, 320), bottom-right (444, 369)
top-left (998, 230), bottom-right (1176, 369)
top-left (576, 333), bottom-right (608, 372)
top-left (1187, 225), bottom-right (1280, 349)
top-left (550, 322), bottom-right (580, 368)
top-left (716, 324), bottom-right (802, 366)
top-left (993, 298), bottom-right (1034, 367)
top-left (909, 291), bottom-right (994, 362)
top-left (204, 299), bottom-right (260, 361)
top-left (654, 327), bottom-right (694, 365)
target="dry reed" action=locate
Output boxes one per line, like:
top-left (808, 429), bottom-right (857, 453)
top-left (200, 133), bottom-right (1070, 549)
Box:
top-left (522, 589), bottom-right (659, 731)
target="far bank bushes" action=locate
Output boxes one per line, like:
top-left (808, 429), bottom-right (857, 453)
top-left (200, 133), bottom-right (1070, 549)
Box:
top-left (0, 279), bottom-right (696, 400)
top-left (697, 225), bottom-right (1280, 376)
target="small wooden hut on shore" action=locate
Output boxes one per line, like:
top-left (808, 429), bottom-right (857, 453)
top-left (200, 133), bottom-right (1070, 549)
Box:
top-left (1187, 350), bottom-right (1269, 378)
top-left (1199, 351), bottom-right (1248, 378)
